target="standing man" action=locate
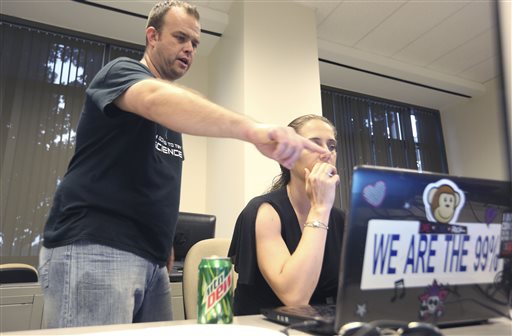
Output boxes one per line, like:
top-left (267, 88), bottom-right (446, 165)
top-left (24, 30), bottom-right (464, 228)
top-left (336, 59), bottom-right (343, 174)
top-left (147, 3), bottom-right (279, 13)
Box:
top-left (39, 0), bottom-right (327, 328)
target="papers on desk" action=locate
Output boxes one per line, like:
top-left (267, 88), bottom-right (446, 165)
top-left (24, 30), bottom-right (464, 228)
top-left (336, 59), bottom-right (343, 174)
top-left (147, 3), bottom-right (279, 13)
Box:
top-left (81, 324), bottom-right (283, 336)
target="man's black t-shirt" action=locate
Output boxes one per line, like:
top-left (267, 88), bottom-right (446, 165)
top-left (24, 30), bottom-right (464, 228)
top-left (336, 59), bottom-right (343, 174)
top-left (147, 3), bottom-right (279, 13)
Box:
top-left (43, 57), bottom-right (183, 266)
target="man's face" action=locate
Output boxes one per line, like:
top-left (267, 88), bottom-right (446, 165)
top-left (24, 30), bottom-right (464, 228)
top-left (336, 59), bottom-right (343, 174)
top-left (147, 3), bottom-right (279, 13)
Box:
top-left (148, 7), bottom-right (201, 80)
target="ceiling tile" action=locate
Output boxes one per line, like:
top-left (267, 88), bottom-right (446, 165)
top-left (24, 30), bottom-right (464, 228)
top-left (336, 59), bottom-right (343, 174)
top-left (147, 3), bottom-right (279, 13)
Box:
top-left (456, 55), bottom-right (497, 83)
top-left (393, 1), bottom-right (493, 67)
top-left (356, 1), bottom-right (468, 57)
top-left (188, 0), bottom-right (234, 13)
top-left (206, 1), bottom-right (234, 13)
top-left (317, 0), bottom-right (404, 47)
top-left (428, 28), bottom-right (496, 76)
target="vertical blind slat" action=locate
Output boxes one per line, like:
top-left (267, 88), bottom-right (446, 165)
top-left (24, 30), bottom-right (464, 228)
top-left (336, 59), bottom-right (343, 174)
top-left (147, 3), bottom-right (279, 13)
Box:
top-left (321, 86), bottom-right (448, 210)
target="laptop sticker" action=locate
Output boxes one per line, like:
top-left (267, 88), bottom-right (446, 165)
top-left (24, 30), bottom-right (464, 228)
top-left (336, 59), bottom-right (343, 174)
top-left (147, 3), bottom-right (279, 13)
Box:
top-left (418, 280), bottom-right (448, 321)
top-left (423, 179), bottom-right (465, 225)
top-left (355, 303), bottom-right (367, 318)
top-left (499, 212), bottom-right (512, 257)
top-left (362, 181), bottom-right (386, 207)
top-left (420, 179), bottom-right (469, 234)
top-left (360, 219), bottom-right (502, 290)
top-left (485, 207), bottom-right (498, 225)
top-left (419, 221), bottom-right (467, 235)
top-left (390, 278), bottom-right (406, 302)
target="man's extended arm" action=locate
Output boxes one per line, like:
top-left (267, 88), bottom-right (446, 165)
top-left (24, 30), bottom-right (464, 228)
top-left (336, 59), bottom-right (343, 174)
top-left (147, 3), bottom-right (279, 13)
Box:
top-left (115, 78), bottom-right (327, 168)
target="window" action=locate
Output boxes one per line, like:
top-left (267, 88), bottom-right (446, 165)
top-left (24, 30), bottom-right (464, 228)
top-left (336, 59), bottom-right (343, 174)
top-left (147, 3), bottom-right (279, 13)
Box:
top-left (0, 19), bottom-right (144, 266)
top-left (322, 86), bottom-right (448, 210)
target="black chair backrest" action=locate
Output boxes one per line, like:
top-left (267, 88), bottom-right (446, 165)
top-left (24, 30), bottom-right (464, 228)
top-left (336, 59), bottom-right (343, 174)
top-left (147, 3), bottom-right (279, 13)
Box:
top-left (0, 265), bottom-right (38, 284)
top-left (173, 212), bottom-right (216, 261)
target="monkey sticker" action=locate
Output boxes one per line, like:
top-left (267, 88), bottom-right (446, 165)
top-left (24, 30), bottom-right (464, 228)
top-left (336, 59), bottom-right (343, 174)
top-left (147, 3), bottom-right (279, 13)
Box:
top-left (423, 179), bottom-right (465, 225)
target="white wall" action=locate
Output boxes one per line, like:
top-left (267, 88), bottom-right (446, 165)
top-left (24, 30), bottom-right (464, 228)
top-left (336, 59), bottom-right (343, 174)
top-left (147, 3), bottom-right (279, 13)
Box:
top-left (441, 78), bottom-right (507, 180)
top-left (206, 1), bottom-right (321, 239)
top-left (205, 2), bottom-right (247, 238)
top-left (441, 1), bottom-right (511, 181)
top-left (242, 1), bottom-right (322, 201)
top-left (175, 56), bottom-right (209, 213)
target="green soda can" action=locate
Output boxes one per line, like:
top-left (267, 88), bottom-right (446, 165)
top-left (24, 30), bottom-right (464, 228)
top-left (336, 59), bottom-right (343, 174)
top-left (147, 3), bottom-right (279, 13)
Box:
top-left (197, 257), bottom-right (234, 324)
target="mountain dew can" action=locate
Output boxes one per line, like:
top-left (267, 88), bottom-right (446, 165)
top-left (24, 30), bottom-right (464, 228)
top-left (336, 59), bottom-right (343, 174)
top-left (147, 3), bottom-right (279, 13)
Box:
top-left (197, 257), bottom-right (234, 324)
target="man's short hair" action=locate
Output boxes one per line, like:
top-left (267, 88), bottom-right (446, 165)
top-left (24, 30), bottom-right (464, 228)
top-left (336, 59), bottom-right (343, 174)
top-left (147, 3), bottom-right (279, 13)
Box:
top-left (146, 0), bottom-right (200, 31)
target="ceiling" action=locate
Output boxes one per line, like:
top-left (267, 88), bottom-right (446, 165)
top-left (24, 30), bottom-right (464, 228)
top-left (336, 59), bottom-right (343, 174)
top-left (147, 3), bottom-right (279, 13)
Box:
top-left (1, 0), bottom-right (500, 108)
top-left (190, 0), bottom-right (497, 84)
top-left (189, 0), bottom-right (500, 108)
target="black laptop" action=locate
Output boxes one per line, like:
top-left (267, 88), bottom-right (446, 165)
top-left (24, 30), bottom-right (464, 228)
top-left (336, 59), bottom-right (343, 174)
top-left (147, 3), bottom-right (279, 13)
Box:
top-left (262, 165), bottom-right (511, 335)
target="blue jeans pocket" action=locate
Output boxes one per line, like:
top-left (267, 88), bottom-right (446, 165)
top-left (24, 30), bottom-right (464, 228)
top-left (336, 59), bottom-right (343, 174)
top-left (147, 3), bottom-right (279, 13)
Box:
top-left (38, 247), bottom-right (53, 289)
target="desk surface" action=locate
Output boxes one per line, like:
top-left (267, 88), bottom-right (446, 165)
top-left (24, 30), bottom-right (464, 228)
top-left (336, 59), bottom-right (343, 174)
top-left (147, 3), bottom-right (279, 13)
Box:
top-left (3, 315), bottom-right (511, 336)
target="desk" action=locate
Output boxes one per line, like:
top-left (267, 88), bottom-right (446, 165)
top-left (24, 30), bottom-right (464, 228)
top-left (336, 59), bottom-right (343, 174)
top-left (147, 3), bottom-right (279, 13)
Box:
top-left (169, 265), bottom-right (185, 320)
top-left (169, 282), bottom-right (184, 320)
top-left (2, 315), bottom-right (511, 335)
top-left (0, 283), bottom-right (44, 332)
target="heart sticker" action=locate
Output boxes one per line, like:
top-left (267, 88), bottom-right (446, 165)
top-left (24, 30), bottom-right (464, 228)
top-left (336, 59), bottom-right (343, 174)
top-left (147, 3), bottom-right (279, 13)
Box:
top-left (363, 181), bottom-right (386, 207)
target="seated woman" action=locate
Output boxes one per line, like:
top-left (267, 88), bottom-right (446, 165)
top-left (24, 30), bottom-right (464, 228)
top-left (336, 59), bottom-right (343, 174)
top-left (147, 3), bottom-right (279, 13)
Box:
top-left (228, 114), bottom-right (345, 315)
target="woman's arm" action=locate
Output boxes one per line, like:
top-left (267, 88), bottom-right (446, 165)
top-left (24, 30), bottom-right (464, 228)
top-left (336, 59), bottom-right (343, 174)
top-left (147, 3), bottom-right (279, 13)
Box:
top-left (255, 203), bottom-right (329, 306)
top-left (255, 163), bottom-right (339, 306)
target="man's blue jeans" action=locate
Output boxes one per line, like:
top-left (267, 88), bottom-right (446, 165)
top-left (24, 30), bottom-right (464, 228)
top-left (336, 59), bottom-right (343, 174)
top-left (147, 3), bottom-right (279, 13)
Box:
top-left (39, 240), bottom-right (172, 327)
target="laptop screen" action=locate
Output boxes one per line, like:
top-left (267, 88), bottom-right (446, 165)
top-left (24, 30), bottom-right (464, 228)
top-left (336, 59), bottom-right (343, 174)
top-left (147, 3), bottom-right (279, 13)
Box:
top-left (334, 165), bottom-right (511, 329)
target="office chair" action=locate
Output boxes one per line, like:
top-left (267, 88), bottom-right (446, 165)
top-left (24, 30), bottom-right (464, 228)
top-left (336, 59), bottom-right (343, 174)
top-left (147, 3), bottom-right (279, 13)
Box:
top-left (0, 263), bottom-right (38, 284)
top-left (182, 238), bottom-right (236, 319)
top-left (173, 212), bottom-right (216, 263)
